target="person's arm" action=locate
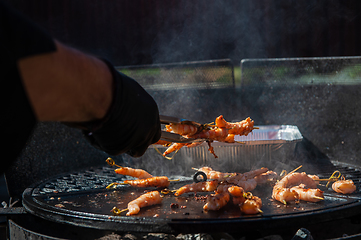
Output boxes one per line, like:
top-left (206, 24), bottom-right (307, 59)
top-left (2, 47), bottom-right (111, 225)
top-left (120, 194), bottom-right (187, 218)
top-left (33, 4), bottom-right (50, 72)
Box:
top-left (3, 1), bottom-right (161, 158)
top-left (18, 40), bottom-right (113, 122)
top-left (18, 41), bottom-right (161, 157)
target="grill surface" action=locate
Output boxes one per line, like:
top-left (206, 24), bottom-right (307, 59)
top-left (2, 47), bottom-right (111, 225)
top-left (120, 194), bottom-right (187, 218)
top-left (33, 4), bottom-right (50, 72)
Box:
top-left (22, 161), bottom-right (361, 234)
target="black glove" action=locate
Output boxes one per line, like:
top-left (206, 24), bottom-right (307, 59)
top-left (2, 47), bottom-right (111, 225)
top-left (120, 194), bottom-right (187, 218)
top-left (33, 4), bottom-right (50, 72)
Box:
top-left (78, 59), bottom-right (161, 157)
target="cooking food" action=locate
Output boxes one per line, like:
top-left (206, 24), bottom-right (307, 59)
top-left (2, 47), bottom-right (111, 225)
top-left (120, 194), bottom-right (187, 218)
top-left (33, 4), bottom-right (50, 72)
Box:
top-left (290, 185), bottom-right (324, 202)
top-left (215, 115), bottom-right (255, 136)
top-left (173, 167), bottom-right (269, 214)
top-left (254, 171), bottom-right (278, 184)
top-left (106, 157), bottom-right (153, 179)
top-left (123, 176), bottom-right (171, 188)
top-left (197, 166), bottom-right (237, 180)
top-left (174, 180), bottom-right (219, 196)
top-left (200, 182), bottom-right (262, 214)
top-left (162, 142), bottom-right (187, 156)
top-left (107, 158), bottom-right (356, 217)
top-left (158, 115), bottom-right (255, 158)
top-left (112, 191), bottom-right (163, 216)
top-left (197, 166), bottom-right (273, 191)
top-left (272, 172), bottom-right (323, 204)
top-left (115, 167), bottom-right (153, 179)
top-left (332, 179), bottom-right (356, 194)
top-left (203, 192), bottom-right (230, 211)
top-left (240, 195), bottom-right (263, 215)
top-left (166, 123), bottom-right (199, 135)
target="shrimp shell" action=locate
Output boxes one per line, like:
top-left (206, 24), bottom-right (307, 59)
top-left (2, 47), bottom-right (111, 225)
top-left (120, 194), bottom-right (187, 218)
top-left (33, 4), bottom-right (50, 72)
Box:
top-left (203, 192), bottom-right (230, 211)
top-left (166, 123), bottom-right (199, 136)
top-left (215, 184), bottom-right (236, 194)
top-left (232, 196), bottom-right (247, 205)
top-left (226, 178), bottom-right (258, 192)
top-left (272, 186), bottom-right (298, 203)
top-left (127, 191), bottom-right (162, 216)
top-left (163, 142), bottom-right (187, 156)
top-left (277, 172), bottom-right (317, 189)
top-left (198, 167), bottom-right (237, 181)
top-left (190, 127), bottom-right (229, 142)
top-left (243, 167), bottom-right (269, 180)
top-left (332, 179), bottom-right (356, 194)
top-left (240, 196), bottom-right (262, 215)
top-left (290, 185), bottom-right (324, 202)
top-left (227, 185), bottom-right (245, 197)
top-left (124, 176), bottom-right (170, 188)
top-left (215, 115), bottom-right (255, 136)
top-left (174, 180), bottom-right (219, 196)
top-left (224, 134), bottom-right (235, 143)
top-left (254, 171), bottom-right (278, 184)
top-left (272, 172), bottom-right (321, 203)
top-left (114, 167), bottom-right (153, 179)
top-left (308, 174), bottom-right (320, 185)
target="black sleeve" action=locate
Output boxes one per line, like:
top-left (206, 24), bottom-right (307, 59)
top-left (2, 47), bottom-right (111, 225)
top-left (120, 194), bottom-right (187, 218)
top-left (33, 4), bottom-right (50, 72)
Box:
top-left (0, 1), bottom-right (56, 173)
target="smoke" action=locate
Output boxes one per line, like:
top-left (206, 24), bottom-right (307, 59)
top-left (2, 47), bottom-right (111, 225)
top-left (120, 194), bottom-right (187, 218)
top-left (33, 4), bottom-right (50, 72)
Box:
top-left (149, 0), bottom-right (360, 64)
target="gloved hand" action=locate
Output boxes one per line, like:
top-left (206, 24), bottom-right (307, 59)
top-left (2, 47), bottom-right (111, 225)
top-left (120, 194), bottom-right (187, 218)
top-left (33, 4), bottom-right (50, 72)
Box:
top-left (80, 59), bottom-right (161, 157)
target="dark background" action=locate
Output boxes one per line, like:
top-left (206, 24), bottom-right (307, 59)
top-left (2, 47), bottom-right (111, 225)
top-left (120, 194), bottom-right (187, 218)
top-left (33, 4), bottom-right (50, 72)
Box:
top-left (4, 0), bottom-right (361, 66)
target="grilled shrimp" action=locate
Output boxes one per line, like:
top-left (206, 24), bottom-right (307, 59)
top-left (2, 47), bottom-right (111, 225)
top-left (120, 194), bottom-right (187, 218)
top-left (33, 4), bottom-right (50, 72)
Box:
top-left (166, 123), bottom-right (199, 136)
top-left (227, 185), bottom-right (245, 197)
top-left (163, 141), bottom-right (204, 156)
top-left (243, 167), bottom-right (269, 180)
top-left (174, 180), bottom-right (219, 196)
top-left (290, 184), bottom-right (324, 202)
top-left (224, 134), bottom-right (235, 143)
top-left (226, 186), bottom-right (262, 215)
top-left (124, 176), bottom-right (170, 188)
top-left (199, 167), bottom-right (268, 191)
top-left (189, 127), bottom-right (229, 142)
top-left (277, 172), bottom-right (318, 189)
top-left (254, 171), bottom-right (278, 184)
top-left (332, 179), bottom-right (356, 194)
top-left (154, 139), bottom-right (172, 146)
top-left (228, 178), bottom-right (258, 192)
top-left (227, 185), bottom-right (247, 205)
top-left (240, 196), bottom-right (262, 215)
top-left (203, 192), bottom-right (230, 211)
top-left (308, 174), bottom-right (320, 185)
top-left (163, 142), bottom-right (187, 156)
top-left (215, 185), bottom-right (248, 205)
top-left (198, 167), bottom-right (237, 180)
top-left (272, 172), bottom-right (320, 204)
top-left (272, 186), bottom-right (298, 204)
top-left (213, 184), bottom-right (236, 194)
top-left (215, 115), bottom-right (255, 136)
top-left (114, 167), bottom-right (153, 179)
top-left (126, 191), bottom-right (162, 216)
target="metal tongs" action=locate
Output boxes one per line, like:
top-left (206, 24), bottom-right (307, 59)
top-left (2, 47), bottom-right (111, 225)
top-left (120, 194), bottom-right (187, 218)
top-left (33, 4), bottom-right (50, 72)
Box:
top-left (160, 115), bottom-right (206, 143)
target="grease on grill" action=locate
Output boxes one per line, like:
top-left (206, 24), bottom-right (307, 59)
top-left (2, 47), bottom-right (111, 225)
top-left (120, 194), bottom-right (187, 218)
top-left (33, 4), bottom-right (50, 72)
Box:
top-left (170, 203), bottom-right (179, 209)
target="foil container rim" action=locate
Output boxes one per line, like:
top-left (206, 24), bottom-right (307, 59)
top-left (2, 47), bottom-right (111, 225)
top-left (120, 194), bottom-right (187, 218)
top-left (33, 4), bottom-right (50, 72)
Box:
top-left (152, 125), bottom-right (303, 147)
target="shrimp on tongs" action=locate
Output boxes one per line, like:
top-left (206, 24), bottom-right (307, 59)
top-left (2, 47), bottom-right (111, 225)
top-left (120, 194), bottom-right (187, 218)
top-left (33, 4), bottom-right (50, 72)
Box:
top-left (154, 115), bottom-right (208, 159)
top-left (155, 115), bottom-right (256, 159)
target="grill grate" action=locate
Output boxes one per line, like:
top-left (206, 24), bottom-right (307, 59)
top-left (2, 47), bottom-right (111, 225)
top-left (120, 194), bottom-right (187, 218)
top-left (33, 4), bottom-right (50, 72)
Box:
top-left (21, 160), bottom-right (361, 234)
top-left (35, 167), bottom-right (125, 195)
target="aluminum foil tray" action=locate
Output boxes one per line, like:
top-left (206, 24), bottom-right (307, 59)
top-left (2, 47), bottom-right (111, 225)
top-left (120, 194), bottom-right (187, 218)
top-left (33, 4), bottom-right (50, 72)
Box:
top-left (127, 125), bottom-right (303, 177)
top-left (213, 125), bottom-right (303, 146)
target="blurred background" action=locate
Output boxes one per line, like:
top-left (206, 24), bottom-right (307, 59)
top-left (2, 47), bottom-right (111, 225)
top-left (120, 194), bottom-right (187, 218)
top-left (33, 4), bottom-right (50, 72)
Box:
top-left (4, 0), bottom-right (361, 66)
